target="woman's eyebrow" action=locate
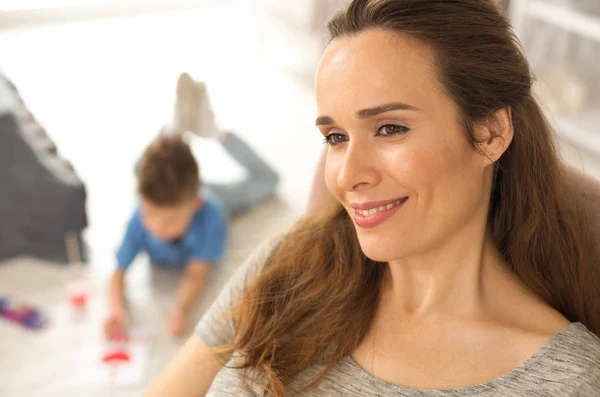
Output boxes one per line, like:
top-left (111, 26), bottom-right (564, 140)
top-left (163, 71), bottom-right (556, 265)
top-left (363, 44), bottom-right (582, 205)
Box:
top-left (315, 116), bottom-right (334, 126)
top-left (316, 102), bottom-right (421, 126)
top-left (356, 102), bottom-right (421, 118)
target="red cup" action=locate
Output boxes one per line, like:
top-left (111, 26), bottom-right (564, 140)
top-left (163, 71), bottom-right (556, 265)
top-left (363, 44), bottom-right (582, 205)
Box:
top-left (67, 280), bottom-right (90, 309)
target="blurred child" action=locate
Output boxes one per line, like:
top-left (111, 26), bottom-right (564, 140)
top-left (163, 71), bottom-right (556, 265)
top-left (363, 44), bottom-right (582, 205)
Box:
top-left (104, 74), bottom-right (279, 339)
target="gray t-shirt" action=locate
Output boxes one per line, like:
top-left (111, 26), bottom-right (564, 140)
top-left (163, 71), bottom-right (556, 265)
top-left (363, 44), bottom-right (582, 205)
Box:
top-left (195, 238), bottom-right (600, 396)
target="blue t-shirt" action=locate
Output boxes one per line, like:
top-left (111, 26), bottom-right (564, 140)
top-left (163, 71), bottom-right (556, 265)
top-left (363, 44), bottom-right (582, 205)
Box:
top-left (116, 193), bottom-right (227, 270)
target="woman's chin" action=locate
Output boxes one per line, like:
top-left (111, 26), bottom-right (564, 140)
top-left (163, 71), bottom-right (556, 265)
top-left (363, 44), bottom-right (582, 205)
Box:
top-left (358, 238), bottom-right (407, 263)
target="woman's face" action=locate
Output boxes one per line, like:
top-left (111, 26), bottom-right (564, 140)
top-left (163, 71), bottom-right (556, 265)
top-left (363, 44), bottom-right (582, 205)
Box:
top-left (316, 29), bottom-right (493, 262)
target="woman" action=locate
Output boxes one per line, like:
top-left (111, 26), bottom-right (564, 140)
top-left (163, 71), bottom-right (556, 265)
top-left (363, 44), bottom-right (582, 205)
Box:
top-left (146, 0), bottom-right (600, 395)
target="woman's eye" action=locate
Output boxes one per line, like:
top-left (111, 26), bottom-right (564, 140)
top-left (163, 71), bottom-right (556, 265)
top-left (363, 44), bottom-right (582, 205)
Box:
top-left (324, 133), bottom-right (348, 146)
top-left (377, 124), bottom-right (409, 136)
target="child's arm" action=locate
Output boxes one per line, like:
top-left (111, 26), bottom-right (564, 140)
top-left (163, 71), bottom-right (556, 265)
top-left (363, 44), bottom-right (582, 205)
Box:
top-left (169, 261), bottom-right (212, 337)
top-left (109, 269), bottom-right (127, 315)
top-left (175, 261), bottom-right (212, 312)
top-left (105, 268), bottom-right (127, 339)
top-left (105, 211), bottom-right (143, 339)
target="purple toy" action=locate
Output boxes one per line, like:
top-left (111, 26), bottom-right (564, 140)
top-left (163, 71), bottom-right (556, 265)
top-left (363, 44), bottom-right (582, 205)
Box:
top-left (0, 296), bottom-right (49, 330)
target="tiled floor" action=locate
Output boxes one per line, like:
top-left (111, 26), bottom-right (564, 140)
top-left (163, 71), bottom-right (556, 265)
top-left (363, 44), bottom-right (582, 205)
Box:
top-left (0, 4), bottom-right (599, 397)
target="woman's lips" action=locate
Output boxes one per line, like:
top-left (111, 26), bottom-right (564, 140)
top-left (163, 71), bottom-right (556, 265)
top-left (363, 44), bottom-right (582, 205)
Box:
top-left (351, 197), bottom-right (409, 228)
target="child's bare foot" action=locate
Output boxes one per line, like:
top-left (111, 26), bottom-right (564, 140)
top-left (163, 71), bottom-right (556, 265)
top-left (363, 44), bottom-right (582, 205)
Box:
top-left (168, 306), bottom-right (188, 338)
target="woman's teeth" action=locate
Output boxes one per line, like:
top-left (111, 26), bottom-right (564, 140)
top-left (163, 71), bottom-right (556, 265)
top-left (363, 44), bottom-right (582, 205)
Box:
top-left (356, 199), bottom-right (405, 216)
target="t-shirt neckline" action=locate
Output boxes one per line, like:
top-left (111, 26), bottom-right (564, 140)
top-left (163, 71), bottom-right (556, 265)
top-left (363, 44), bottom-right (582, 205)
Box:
top-left (344, 322), bottom-right (583, 396)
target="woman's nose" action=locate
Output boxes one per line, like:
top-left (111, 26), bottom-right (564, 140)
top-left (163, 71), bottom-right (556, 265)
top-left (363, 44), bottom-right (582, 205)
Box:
top-left (337, 141), bottom-right (380, 192)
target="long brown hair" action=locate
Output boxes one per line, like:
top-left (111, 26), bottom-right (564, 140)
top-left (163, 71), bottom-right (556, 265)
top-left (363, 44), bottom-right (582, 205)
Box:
top-left (217, 0), bottom-right (600, 394)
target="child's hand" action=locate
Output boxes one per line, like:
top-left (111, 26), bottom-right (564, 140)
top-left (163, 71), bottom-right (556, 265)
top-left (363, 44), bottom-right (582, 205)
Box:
top-left (104, 311), bottom-right (127, 341)
top-left (168, 305), bottom-right (188, 338)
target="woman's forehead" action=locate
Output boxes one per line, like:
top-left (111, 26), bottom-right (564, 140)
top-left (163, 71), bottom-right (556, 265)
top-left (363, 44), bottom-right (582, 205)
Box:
top-left (316, 30), bottom-right (439, 111)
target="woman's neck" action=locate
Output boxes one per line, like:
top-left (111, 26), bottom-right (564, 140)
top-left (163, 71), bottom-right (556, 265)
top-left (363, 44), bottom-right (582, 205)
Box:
top-left (383, 222), bottom-right (511, 317)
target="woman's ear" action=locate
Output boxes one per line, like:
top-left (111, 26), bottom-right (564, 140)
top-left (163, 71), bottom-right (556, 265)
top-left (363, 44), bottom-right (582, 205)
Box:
top-left (476, 107), bottom-right (514, 164)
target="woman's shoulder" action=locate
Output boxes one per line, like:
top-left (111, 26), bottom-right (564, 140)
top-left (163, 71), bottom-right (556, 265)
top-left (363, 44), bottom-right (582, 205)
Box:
top-left (239, 233), bottom-right (287, 276)
top-left (561, 321), bottom-right (600, 353)
top-left (194, 233), bottom-right (286, 347)
top-left (552, 322), bottom-right (600, 360)
top-left (539, 323), bottom-right (600, 390)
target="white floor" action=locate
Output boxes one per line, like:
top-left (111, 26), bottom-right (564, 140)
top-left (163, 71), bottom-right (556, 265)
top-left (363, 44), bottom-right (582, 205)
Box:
top-left (0, 4), bottom-right (599, 397)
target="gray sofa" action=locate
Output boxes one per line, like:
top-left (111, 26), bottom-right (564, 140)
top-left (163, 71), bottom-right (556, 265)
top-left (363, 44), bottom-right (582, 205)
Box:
top-left (0, 72), bottom-right (87, 263)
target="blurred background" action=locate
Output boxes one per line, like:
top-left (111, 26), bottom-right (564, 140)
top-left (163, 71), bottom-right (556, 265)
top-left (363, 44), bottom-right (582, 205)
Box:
top-left (0, 1), bottom-right (598, 396)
